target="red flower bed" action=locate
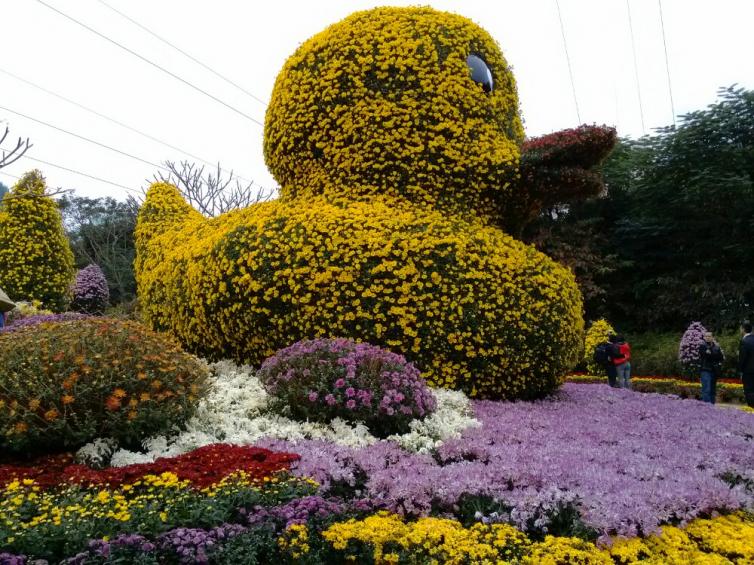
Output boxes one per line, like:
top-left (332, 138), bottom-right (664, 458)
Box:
top-left (0, 453), bottom-right (75, 489)
top-left (0, 444), bottom-right (299, 490)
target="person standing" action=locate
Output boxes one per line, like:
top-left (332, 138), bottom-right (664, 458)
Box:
top-left (612, 335), bottom-right (632, 389)
top-left (739, 321), bottom-right (754, 408)
top-left (594, 336), bottom-right (619, 387)
top-left (699, 331), bottom-right (724, 404)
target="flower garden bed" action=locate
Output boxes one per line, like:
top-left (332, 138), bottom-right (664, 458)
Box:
top-left (567, 374), bottom-right (747, 404)
top-left (3, 374), bottom-right (753, 563)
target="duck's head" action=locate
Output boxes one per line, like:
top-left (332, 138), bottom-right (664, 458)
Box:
top-left (264, 6), bottom-right (523, 219)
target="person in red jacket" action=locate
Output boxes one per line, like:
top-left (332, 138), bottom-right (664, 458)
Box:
top-left (612, 335), bottom-right (631, 389)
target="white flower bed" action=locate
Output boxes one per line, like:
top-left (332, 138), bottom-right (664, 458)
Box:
top-left (81, 360), bottom-right (479, 467)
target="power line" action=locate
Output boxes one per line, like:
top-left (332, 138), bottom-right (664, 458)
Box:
top-left (0, 170), bottom-right (21, 181)
top-left (626, 0), bottom-right (646, 135)
top-left (2, 149), bottom-right (139, 194)
top-left (96, 0), bottom-right (267, 107)
top-left (0, 67), bottom-right (254, 183)
top-left (34, 0), bottom-right (264, 126)
top-left (554, 0), bottom-right (581, 123)
top-left (657, 0), bottom-right (676, 127)
top-left (0, 104), bottom-right (168, 172)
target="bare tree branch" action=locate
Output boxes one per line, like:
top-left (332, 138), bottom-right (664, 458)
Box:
top-left (0, 126), bottom-right (33, 169)
top-left (2, 186), bottom-right (71, 201)
top-left (146, 160), bottom-right (275, 216)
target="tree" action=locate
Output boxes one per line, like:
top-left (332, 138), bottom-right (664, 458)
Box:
top-left (0, 125), bottom-right (32, 169)
top-left (0, 170), bottom-right (75, 311)
top-left (150, 161), bottom-right (274, 217)
top-left (528, 86), bottom-right (754, 330)
top-left (606, 86), bottom-right (754, 329)
top-left (58, 194), bottom-right (139, 304)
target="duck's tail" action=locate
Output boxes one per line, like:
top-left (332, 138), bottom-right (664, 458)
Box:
top-left (136, 182), bottom-right (201, 240)
top-left (135, 181), bottom-right (203, 270)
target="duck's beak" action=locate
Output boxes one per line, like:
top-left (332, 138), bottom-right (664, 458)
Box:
top-left (495, 125), bottom-right (617, 235)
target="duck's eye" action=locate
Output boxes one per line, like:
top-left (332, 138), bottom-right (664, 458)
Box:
top-left (466, 54), bottom-right (493, 93)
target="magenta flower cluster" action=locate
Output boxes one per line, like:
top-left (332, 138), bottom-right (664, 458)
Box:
top-left (259, 383), bottom-right (754, 542)
top-left (70, 264), bottom-right (110, 315)
top-left (679, 321), bottom-right (708, 368)
top-left (259, 338), bottom-right (437, 437)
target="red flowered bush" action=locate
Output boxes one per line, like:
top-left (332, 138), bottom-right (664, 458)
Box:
top-left (502, 125), bottom-right (617, 233)
top-left (0, 444), bottom-right (299, 490)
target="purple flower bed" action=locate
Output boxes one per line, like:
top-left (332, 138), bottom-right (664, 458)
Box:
top-left (60, 497), bottom-right (373, 565)
top-left (259, 338), bottom-right (436, 437)
top-left (259, 384), bottom-right (754, 541)
top-left (1, 312), bottom-right (90, 333)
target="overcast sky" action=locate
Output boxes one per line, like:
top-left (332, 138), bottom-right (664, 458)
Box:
top-left (1, 0), bottom-right (752, 200)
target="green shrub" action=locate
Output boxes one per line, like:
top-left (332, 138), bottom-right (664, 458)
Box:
top-left (629, 331), bottom-right (742, 379)
top-left (0, 318), bottom-right (209, 454)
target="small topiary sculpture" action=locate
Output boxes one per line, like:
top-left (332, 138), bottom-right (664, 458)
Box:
top-left (71, 264), bottom-right (110, 314)
top-left (679, 321), bottom-right (708, 376)
top-left (0, 170), bottom-right (74, 311)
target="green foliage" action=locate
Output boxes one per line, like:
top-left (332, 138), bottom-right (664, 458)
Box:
top-left (605, 86), bottom-right (754, 329)
top-left (58, 194), bottom-right (139, 305)
top-left (0, 170), bottom-right (75, 311)
top-left (527, 87), bottom-right (754, 330)
top-left (0, 318), bottom-right (209, 453)
top-left (627, 331), bottom-right (741, 380)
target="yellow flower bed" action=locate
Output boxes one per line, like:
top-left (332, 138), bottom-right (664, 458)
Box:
top-left (313, 511), bottom-right (754, 564)
top-left (0, 170), bottom-right (74, 311)
top-left (136, 6), bottom-right (587, 400)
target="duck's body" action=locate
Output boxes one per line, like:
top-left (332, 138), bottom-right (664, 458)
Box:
top-left (137, 188), bottom-right (581, 399)
top-left (137, 7), bottom-right (602, 399)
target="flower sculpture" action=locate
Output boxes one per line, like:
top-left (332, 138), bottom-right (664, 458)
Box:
top-left (136, 7), bottom-right (615, 399)
top-left (71, 264), bottom-right (110, 314)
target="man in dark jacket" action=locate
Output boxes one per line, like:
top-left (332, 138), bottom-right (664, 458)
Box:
top-left (699, 332), bottom-right (724, 404)
top-left (739, 321), bottom-right (754, 408)
top-left (594, 336), bottom-right (619, 387)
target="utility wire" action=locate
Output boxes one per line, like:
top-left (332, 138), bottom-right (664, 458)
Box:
top-left (1, 149), bottom-right (139, 193)
top-left (554, 0), bottom-right (581, 123)
top-left (96, 0), bottom-right (267, 107)
top-left (0, 104), bottom-right (169, 172)
top-left (657, 0), bottom-right (676, 127)
top-left (626, 0), bottom-right (646, 135)
top-left (0, 67), bottom-right (254, 183)
top-left (0, 170), bottom-right (21, 181)
top-left (34, 0), bottom-right (264, 126)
